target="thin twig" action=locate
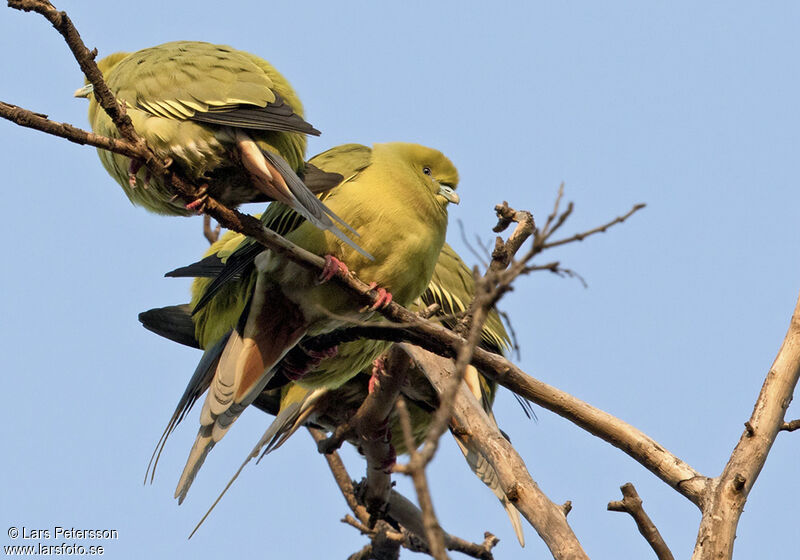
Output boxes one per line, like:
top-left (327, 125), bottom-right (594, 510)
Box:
top-left (543, 203), bottom-right (646, 250)
top-left (395, 397), bottom-right (448, 560)
top-left (457, 218), bottom-right (489, 268)
top-left (780, 419), bottom-right (800, 432)
top-left (608, 483), bottom-right (675, 560)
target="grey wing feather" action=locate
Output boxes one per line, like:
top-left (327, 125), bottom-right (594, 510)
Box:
top-left (190, 94), bottom-right (320, 136)
top-left (191, 244), bottom-right (263, 314)
top-left (165, 255), bottom-right (226, 279)
top-left (302, 162), bottom-right (344, 194)
top-left (139, 304), bottom-right (200, 349)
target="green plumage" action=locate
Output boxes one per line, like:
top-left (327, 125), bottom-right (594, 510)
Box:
top-left (171, 142), bottom-right (458, 502)
top-left (140, 226), bottom-right (526, 543)
top-left (188, 142), bottom-right (460, 388)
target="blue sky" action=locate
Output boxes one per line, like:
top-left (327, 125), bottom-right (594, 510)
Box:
top-left (1, 2), bottom-right (798, 558)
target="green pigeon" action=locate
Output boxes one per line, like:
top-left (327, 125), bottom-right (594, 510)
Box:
top-left (154, 142), bottom-right (459, 503)
top-left (75, 41), bottom-right (365, 254)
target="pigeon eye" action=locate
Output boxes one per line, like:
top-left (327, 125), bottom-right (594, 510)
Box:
top-left (422, 167), bottom-right (432, 176)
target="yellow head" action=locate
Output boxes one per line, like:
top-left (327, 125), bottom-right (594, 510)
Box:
top-left (374, 142), bottom-right (460, 214)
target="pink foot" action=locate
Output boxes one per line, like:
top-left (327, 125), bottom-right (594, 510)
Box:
top-left (318, 255), bottom-right (349, 283)
top-left (371, 288), bottom-right (392, 310)
top-left (362, 282), bottom-right (393, 311)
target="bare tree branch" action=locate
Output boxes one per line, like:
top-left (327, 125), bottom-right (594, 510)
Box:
top-left (320, 348), bottom-right (411, 522)
top-left (308, 428), bottom-right (496, 560)
top-left (691, 290), bottom-right (800, 560)
top-left (402, 345), bottom-right (589, 560)
top-left (0, 101), bottom-right (141, 156)
top-left (608, 483), bottom-right (675, 560)
top-left (343, 518), bottom-right (403, 560)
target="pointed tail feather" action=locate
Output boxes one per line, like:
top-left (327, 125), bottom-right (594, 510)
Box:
top-left (175, 425), bottom-right (215, 505)
top-left (138, 304), bottom-right (201, 349)
top-left (453, 434), bottom-right (525, 546)
top-left (258, 387), bottom-right (329, 460)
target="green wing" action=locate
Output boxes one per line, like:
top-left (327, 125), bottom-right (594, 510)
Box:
top-left (107, 41), bottom-right (316, 135)
top-left (419, 243), bottom-right (510, 354)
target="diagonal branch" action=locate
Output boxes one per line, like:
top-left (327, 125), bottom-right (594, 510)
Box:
top-left (300, 313), bottom-right (709, 507)
top-left (608, 483), bottom-right (675, 560)
top-left (0, 101), bottom-right (141, 157)
top-left (691, 290), bottom-right (800, 560)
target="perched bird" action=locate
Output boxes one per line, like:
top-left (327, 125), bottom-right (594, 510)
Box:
top-left (164, 142), bottom-right (459, 503)
top-left (75, 41), bottom-right (364, 254)
top-left (141, 242), bottom-right (528, 544)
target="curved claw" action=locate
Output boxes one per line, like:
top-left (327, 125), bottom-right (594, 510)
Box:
top-left (318, 255), bottom-right (349, 284)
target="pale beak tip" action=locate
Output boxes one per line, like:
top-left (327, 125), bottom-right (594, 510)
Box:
top-left (73, 84), bottom-right (93, 98)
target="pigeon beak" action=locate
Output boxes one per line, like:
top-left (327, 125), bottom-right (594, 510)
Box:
top-left (74, 84), bottom-right (94, 98)
top-left (438, 184), bottom-right (460, 205)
